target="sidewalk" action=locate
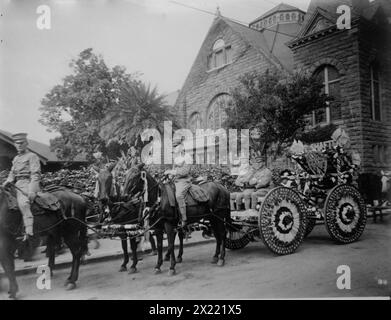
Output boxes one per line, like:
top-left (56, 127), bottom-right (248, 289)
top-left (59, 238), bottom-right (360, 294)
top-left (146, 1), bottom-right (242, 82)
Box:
top-left (1, 231), bottom-right (214, 276)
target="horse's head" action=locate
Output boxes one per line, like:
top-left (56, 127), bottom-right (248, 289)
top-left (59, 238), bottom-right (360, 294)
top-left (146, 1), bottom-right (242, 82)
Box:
top-left (96, 168), bottom-right (116, 201)
top-left (122, 164), bottom-right (159, 206)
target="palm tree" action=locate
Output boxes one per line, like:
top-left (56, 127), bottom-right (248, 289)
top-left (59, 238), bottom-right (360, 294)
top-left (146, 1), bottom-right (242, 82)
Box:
top-left (99, 80), bottom-right (176, 146)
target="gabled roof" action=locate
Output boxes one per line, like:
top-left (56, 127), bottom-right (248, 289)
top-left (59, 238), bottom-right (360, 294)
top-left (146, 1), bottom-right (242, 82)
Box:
top-left (297, 7), bottom-right (338, 38)
top-left (175, 14), bottom-right (296, 115)
top-left (290, 0), bottom-right (391, 46)
top-left (221, 17), bottom-right (286, 70)
top-left (250, 3), bottom-right (305, 24)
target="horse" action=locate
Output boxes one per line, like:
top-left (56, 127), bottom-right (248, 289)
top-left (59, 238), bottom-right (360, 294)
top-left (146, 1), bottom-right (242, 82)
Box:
top-left (96, 166), bottom-right (183, 273)
top-left (114, 165), bottom-right (232, 275)
top-left (357, 171), bottom-right (391, 206)
top-left (0, 185), bottom-right (88, 299)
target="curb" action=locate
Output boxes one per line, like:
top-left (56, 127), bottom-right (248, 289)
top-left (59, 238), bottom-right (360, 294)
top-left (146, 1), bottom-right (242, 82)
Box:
top-left (8, 238), bottom-right (215, 277)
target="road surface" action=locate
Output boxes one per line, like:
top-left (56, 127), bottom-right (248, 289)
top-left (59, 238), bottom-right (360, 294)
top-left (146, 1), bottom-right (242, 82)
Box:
top-left (1, 215), bottom-right (390, 300)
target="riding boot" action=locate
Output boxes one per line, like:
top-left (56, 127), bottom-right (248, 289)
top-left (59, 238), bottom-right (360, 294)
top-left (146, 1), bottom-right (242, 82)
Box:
top-left (23, 235), bottom-right (35, 262)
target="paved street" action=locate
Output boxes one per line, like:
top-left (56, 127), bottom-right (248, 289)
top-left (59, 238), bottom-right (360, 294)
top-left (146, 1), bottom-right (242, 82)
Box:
top-left (1, 215), bottom-right (390, 300)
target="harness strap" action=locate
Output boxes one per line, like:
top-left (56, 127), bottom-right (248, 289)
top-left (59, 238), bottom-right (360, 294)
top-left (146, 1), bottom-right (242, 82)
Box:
top-left (141, 171), bottom-right (148, 203)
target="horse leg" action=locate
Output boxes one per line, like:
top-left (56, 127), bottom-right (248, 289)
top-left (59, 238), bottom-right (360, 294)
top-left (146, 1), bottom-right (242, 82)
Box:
top-left (217, 219), bottom-right (226, 267)
top-left (128, 238), bottom-right (138, 274)
top-left (63, 234), bottom-right (82, 290)
top-left (164, 247), bottom-right (170, 262)
top-left (177, 229), bottom-right (184, 263)
top-left (46, 235), bottom-right (56, 277)
top-left (0, 242), bottom-right (18, 299)
top-left (154, 229), bottom-right (163, 274)
top-left (119, 236), bottom-right (129, 272)
top-left (165, 222), bottom-right (176, 276)
top-left (210, 220), bottom-right (220, 264)
top-left (149, 234), bottom-right (157, 255)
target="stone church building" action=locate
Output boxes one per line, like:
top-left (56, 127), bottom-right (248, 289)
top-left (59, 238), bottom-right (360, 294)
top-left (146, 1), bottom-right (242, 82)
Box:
top-left (174, 0), bottom-right (391, 173)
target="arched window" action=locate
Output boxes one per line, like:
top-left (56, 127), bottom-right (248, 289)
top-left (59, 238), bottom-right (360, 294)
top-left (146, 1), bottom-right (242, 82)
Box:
top-left (269, 17), bottom-right (272, 24)
top-left (280, 13), bottom-right (284, 21)
top-left (370, 63), bottom-right (382, 121)
top-left (291, 12), bottom-right (297, 20)
top-left (208, 39), bottom-right (233, 70)
top-left (189, 112), bottom-right (202, 132)
top-left (213, 39), bottom-right (225, 51)
top-left (313, 65), bottom-right (342, 124)
top-left (207, 94), bottom-right (233, 130)
top-left (286, 13), bottom-right (290, 20)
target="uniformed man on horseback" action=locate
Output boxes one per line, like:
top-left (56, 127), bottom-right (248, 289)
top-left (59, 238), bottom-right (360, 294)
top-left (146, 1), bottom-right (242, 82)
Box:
top-left (166, 138), bottom-right (193, 228)
top-left (2, 133), bottom-right (41, 240)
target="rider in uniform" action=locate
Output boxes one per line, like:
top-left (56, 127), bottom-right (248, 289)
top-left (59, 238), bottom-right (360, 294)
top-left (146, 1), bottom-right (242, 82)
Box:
top-left (2, 133), bottom-right (41, 239)
top-left (166, 139), bottom-right (192, 227)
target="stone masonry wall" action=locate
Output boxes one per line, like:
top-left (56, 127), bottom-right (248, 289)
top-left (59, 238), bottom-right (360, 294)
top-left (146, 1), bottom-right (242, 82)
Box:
top-left (174, 18), bottom-right (281, 129)
top-left (357, 18), bottom-right (391, 173)
top-left (291, 21), bottom-right (391, 173)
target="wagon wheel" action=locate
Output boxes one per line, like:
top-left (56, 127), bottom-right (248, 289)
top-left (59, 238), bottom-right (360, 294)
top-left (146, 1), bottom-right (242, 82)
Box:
top-left (324, 184), bottom-right (366, 243)
top-left (259, 187), bottom-right (307, 255)
top-left (305, 218), bottom-right (317, 238)
top-left (225, 225), bottom-right (251, 250)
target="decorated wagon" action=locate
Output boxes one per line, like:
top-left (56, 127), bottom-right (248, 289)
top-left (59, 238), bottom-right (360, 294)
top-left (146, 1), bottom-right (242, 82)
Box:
top-left (225, 140), bottom-right (367, 255)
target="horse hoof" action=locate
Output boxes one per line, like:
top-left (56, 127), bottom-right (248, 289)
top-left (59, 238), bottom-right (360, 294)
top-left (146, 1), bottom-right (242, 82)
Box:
top-left (66, 282), bottom-right (76, 291)
top-left (168, 269), bottom-right (176, 276)
top-left (211, 257), bottom-right (218, 264)
top-left (64, 280), bottom-right (70, 287)
top-left (177, 257), bottom-right (182, 263)
top-left (128, 267), bottom-right (137, 274)
top-left (217, 259), bottom-right (225, 267)
top-left (119, 266), bottom-right (127, 272)
top-left (154, 268), bottom-right (161, 275)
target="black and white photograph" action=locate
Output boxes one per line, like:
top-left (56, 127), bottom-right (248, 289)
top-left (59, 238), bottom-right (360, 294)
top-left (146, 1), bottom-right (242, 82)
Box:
top-left (0, 0), bottom-right (390, 304)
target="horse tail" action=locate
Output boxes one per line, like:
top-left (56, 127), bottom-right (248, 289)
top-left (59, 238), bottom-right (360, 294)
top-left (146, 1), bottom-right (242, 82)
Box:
top-left (224, 196), bottom-right (235, 232)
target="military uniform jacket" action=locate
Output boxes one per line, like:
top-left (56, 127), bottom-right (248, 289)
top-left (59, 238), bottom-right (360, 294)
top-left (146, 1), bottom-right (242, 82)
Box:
top-left (6, 151), bottom-right (41, 193)
top-left (173, 153), bottom-right (192, 179)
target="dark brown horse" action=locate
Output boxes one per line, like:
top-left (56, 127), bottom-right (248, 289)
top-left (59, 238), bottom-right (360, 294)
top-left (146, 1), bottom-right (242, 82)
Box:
top-left (96, 167), bottom-right (184, 273)
top-left (114, 166), bottom-right (232, 275)
top-left (0, 186), bottom-right (88, 299)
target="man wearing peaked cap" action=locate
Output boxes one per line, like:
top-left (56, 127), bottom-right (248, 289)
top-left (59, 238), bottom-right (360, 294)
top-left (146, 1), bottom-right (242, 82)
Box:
top-left (165, 137), bottom-right (192, 227)
top-left (2, 133), bottom-right (41, 239)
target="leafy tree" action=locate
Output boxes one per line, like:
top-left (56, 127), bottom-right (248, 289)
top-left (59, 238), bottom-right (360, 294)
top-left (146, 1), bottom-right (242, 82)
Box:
top-left (40, 48), bottom-right (133, 160)
top-left (40, 48), bottom-right (174, 161)
top-left (225, 70), bottom-right (330, 159)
